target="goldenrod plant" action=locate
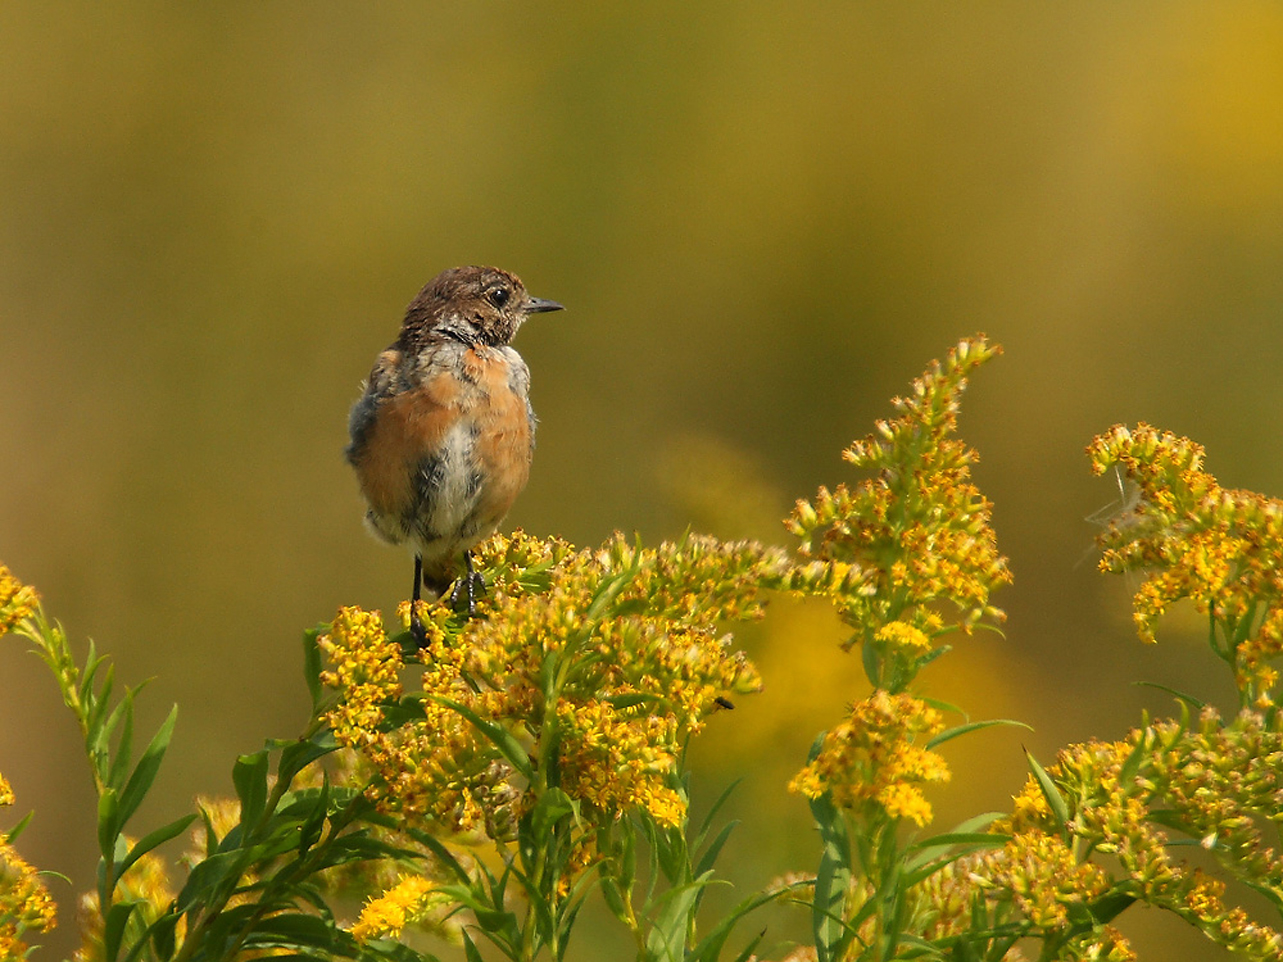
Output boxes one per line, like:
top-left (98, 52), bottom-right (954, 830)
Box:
top-left (3, 336), bottom-right (1281, 960)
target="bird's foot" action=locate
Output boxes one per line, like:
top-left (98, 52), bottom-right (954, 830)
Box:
top-left (448, 569), bottom-right (486, 615)
top-left (448, 552), bottom-right (486, 615)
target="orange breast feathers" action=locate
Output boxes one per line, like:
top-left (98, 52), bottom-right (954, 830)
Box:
top-left (352, 346), bottom-right (532, 534)
top-left (469, 354), bottom-right (533, 530)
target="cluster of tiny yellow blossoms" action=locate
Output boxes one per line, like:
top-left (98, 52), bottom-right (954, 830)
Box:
top-left (0, 774), bottom-right (56, 961)
top-left (789, 690), bottom-right (949, 827)
top-left (318, 606), bottom-right (404, 747)
top-left (557, 700), bottom-right (684, 827)
top-left (787, 336), bottom-right (1011, 652)
top-left (320, 530), bottom-right (773, 840)
top-left (875, 620), bottom-right (933, 652)
top-left (350, 874), bottom-right (440, 943)
top-left (0, 564), bottom-right (38, 637)
top-left (914, 714), bottom-right (1283, 960)
top-left (1088, 423), bottom-right (1283, 705)
top-left (1147, 708), bottom-right (1283, 911)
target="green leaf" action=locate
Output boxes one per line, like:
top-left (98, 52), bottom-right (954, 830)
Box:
top-left (694, 820), bottom-right (738, 881)
top-left (295, 778), bottom-right (329, 855)
top-left (1132, 681), bottom-right (1205, 711)
top-left (277, 731), bottom-right (339, 786)
top-left (914, 643), bottom-right (953, 671)
top-left (810, 789), bottom-right (853, 962)
top-left (4, 810), bottom-right (33, 844)
top-left (98, 788), bottom-right (120, 861)
top-left (532, 786), bottom-right (578, 836)
top-left (428, 696), bottom-right (533, 781)
top-left (148, 912), bottom-right (181, 962)
top-left (1118, 727), bottom-right (1150, 787)
top-left (689, 882), bottom-right (796, 962)
top-left (921, 696), bottom-right (966, 718)
top-left (119, 813), bottom-right (199, 877)
top-left (241, 912), bottom-right (334, 948)
top-left (462, 931), bottom-right (485, 962)
top-left (1024, 748), bottom-right (1070, 839)
top-left (861, 635), bottom-right (882, 687)
top-left (950, 811), bottom-right (1007, 835)
top-left (233, 749), bottom-right (271, 828)
top-left (398, 826), bottom-right (473, 885)
top-left (1241, 876), bottom-right (1283, 915)
top-left (1087, 889), bottom-right (1139, 925)
top-left (644, 873), bottom-right (718, 962)
top-left (104, 689), bottom-right (137, 791)
top-left (175, 848), bottom-right (260, 913)
top-left (907, 831), bottom-right (1009, 854)
top-left (731, 930), bottom-right (767, 962)
top-left (927, 718), bottom-right (1032, 750)
top-left (302, 626), bottom-right (324, 712)
top-left (693, 778), bottom-right (742, 851)
top-left (117, 704), bottom-right (178, 829)
top-left (102, 900), bottom-right (138, 962)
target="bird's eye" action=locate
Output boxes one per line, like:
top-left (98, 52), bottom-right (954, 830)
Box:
top-left (488, 287), bottom-right (510, 308)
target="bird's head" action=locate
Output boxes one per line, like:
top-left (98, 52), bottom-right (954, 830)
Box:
top-left (401, 265), bottom-right (563, 348)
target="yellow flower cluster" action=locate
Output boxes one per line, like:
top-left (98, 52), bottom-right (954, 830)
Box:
top-left (0, 565), bottom-right (37, 637)
top-left (789, 690), bottom-right (949, 827)
top-left (0, 775), bottom-right (56, 961)
top-left (916, 714), bottom-right (1283, 959)
top-left (318, 606), bottom-right (404, 747)
top-left (787, 336), bottom-right (1010, 654)
top-left (1088, 423), bottom-right (1283, 704)
top-left (350, 874), bottom-right (439, 943)
top-left (320, 530), bottom-right (772, 840)
top-left (557, 700), bottom-right (684, 827)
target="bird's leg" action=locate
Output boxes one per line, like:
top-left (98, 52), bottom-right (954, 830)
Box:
top-left (410, 554), bottom-right (427, 647)
top-left (448, 551), bottom-right (487, 615)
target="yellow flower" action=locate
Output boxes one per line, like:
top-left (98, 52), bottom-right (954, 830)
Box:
top-left (790, 690), bottom-right (949, 826)
top-left (875, 621), bottom-right (932, 652)
top-left (1088, 423), bottom-right (1283, 703)
top-left (0, 565), bottom-right (38, 637)
top-left (786, 336), bottom-right (1010, 655)
top-left (0, 777), bottom-right (55, 960)
top-left (318, 606), bottom-right (404, 747)
top-left (318, 532), bottom-right (768, 842)
top-left (350, 874), bottom-right (438, 942)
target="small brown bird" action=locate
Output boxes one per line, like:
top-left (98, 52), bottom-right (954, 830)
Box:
top-left (346, 266), bottom-right (562, 636)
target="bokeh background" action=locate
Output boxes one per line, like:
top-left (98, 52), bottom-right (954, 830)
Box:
top-left (4, 3), bottom-right (1283, 958)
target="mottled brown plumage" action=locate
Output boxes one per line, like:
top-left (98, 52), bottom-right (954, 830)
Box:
top-left (346, 266), bottom-right (562, 633)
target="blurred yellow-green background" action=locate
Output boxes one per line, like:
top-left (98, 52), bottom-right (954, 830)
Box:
top-left (4, 3), bottom-right (1283, 958)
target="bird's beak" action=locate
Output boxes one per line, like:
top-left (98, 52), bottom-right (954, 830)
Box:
top-left (525, 297), bottom-right (564, 314)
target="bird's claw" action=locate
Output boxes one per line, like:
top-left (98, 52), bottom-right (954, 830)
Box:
top-left (449, 569), bottom-right (486, 615)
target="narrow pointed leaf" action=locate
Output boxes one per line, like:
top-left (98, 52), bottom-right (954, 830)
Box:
top-left (120, 813), bottom-right (199, 877)
top-left (927, 718), bottom-right (1032, 750)
top-left (117, 705), bottom-right (178, 828)
top-left (1024, 749), bottom-right (1069, 839)
top-left (233, 749), bottom-right (271, 828)
top-left (103, 900), bottom-right (137, 962)
top-left (105, 691), bottom-right (137, 791)
top-left (302, 627), bottom-right (324, 713)
top-left (98, 788), bottom-right (120, 860)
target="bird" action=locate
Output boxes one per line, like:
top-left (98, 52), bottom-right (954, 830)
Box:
top-left (345, 265), bottom-right (563, 641)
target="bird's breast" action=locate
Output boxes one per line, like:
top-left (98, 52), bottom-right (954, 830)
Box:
top-left (352, 344), bottom-right (534, 555)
